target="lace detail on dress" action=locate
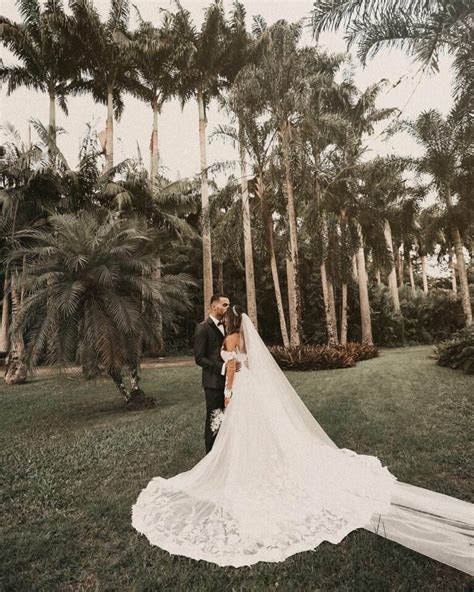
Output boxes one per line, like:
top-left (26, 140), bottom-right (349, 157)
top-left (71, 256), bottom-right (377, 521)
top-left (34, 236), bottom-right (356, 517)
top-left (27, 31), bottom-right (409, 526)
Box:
top-left (132, 444), bottom-right (395, 567)
top-left (132, 343), bottom-right (395, 567)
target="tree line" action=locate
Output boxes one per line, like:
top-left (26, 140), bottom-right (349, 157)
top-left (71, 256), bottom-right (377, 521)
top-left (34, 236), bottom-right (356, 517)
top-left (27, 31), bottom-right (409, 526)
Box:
top-left (0, 0), bottom-right (472, 397)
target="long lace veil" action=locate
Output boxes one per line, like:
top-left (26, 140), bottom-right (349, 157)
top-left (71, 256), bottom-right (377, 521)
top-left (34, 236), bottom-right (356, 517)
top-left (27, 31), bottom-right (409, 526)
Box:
top-left (240, 314), bottom-right (473, 575)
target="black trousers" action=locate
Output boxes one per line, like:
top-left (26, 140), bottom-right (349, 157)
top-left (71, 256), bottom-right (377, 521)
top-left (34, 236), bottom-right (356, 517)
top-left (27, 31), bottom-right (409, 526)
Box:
top-left (204, 387), bottom-right (225, 453)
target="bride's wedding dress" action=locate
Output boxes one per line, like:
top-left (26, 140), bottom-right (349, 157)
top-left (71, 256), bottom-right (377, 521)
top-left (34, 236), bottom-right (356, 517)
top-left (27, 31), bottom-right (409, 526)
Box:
top-left (132, 315), bottom-right (473, 574)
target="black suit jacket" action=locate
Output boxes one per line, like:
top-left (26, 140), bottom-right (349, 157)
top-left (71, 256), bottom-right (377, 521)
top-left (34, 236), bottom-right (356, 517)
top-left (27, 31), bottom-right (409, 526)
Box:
top-left (194, 317), bottom-right (226, 390)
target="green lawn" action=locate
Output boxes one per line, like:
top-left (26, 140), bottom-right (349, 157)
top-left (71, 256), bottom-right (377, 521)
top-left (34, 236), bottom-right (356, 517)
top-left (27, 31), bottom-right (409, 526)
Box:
top-left (1, 347), bottom-right (472, 591)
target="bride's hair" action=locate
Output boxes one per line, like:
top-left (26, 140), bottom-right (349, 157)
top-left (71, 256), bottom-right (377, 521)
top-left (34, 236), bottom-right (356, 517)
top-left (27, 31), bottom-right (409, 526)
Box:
top-left (224, 304), bottom-right (244, 335)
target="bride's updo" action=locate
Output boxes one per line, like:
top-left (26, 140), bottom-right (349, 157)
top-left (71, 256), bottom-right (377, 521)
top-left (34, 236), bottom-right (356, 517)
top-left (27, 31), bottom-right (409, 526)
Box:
top-left (224, 304), bottom-right (244, 335)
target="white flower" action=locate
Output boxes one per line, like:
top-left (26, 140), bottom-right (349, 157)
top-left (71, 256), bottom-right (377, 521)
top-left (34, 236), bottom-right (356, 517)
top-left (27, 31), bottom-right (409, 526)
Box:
top-left (210, 409), bottom-right (225, 435)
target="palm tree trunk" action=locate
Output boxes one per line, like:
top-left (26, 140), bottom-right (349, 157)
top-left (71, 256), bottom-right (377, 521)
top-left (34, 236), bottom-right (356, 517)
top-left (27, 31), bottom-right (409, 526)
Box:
top-left (408, 256), bottom-right (416, 295)
top-left (352, 254), bottom-right (358, 281)
top-left (445, 187), bottom-right (471, 324)
top-left (327, 276), bottom-right (338, 345)
top-left (398, 242), bottom-right (405, 286)
top-left (239, 123), bottom-right (257, 328)
top-left (106, 84), bottom-right (114, 170)
top-left (384, 220), bottom-right (401, 313)
top-left (49, 91), bottom-right (56, 163)
top-left (271, 250), bottom-right (289, 348)
top-left (258, 175), bottom-right (289, 347)
top-left (375, 269), bottom-right (382, 286)
top-left (150, 99), bottom-right (159, 189)
top-left (279, 120), bottom-right (300, 347)
top-left (0, 275), bottom-right (9, 353)
top-left (449, 249), bottom-right (457, 294)
top-left (4, 271), bottom-right (27, 384)
top-left (285, 257), bottom-right (300, 347)
top-left (197, 87), bottom-right (213, 317)
top-left (320, 262), bottom-right (337, 346)
top-left (355, 224), bottom-right (373, 346)
top-left (420, 255), bottom-right (429, 294)
top-left (109, 368), bottom-right (129, 401)
top-left (153, 258), bottom-right (164, 354)
top-left (451, 227), bottom-right (472, 325)
top-left (149, 101), bottom-right (163, 353)
top-left (340, 282), bottom-right (348, 345)
top-left (217, 261), bottom-right (224, 293)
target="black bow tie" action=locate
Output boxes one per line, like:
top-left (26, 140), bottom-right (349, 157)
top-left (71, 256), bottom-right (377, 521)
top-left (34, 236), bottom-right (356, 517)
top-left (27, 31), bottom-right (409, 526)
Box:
top-left (217, 320), bottom-right (225, 326)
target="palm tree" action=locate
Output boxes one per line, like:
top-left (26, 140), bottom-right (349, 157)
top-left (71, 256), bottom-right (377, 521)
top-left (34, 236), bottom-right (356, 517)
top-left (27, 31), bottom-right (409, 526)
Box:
top-left (70, 0), bottom-right (138, 171)
top-left (324, 80), bottom-right (396, 342)
top-left (7, 211), bottom-right (194, 401)
top-left (169, 1), bottom-right (227, 317)
top-left (0, 123), bottom-right (62, 380)
top-left (220, 1), bottom-right (261, 327)
top-left (296, 48), bottom-right (356, 345)
top-left (310, 0), bottom-right (472, 116)
top-left (220, 70), bottom-right (290, 346)
top-left (405, 109), bottom-right (472, 325)
top-left (0, 0), bottom-right (76, 160)
top-left (122, 7), bottom-right (176, 190)
top-left (250, 20), bottom-right (309, 346)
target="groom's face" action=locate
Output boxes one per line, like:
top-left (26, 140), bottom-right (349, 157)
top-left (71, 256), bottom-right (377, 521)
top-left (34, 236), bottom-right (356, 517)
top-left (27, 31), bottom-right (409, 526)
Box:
top-left (212, 297), bottom-right (230, 320)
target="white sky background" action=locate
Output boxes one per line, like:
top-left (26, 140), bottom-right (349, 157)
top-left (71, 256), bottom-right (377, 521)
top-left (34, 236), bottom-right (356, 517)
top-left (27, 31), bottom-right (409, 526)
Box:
top-left (0, 0), bottom-right (456, 277)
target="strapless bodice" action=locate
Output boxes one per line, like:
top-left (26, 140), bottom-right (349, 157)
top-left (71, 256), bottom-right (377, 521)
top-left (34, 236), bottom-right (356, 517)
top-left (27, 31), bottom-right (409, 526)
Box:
top-left (220, 348), bottom-right (248, 363)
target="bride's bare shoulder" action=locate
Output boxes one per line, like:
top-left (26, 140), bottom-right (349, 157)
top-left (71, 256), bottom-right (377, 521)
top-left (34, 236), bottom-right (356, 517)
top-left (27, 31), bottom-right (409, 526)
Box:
top-left (223, 332), bottom-right (240, 351)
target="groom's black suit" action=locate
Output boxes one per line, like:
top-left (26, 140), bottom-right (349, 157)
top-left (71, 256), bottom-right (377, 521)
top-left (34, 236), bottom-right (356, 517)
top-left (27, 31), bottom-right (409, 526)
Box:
top-left (194, 317), bottom-right (226, 453)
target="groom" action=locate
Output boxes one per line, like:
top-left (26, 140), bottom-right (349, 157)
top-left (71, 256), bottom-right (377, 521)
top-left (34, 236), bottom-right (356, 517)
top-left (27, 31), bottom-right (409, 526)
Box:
top-left (194, 294), bottom-right (237, 453)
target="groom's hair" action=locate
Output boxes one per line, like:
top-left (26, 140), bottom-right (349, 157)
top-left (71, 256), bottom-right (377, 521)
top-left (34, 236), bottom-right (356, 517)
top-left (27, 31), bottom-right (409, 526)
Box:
top-left (210, 293), bottom-right (229, 306)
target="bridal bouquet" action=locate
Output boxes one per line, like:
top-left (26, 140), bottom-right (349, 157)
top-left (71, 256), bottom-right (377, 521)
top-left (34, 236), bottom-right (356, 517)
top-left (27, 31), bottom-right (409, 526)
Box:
top-left (210, 408), bottom-right (225, 435)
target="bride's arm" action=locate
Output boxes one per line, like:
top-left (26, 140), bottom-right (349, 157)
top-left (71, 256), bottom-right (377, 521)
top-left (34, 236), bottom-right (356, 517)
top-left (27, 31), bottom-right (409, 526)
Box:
top-left (223, 335), bottom-right (240, 405)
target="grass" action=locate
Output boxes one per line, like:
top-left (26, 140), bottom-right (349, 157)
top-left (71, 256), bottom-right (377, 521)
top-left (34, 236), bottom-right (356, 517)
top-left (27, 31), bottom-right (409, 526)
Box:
top-left (0, 346), bottom-right (472, 591)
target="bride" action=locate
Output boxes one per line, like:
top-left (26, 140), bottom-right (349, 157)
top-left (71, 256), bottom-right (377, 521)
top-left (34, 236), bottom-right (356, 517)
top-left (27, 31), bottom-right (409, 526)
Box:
top-left (132, 307), bottom-right (473, 573)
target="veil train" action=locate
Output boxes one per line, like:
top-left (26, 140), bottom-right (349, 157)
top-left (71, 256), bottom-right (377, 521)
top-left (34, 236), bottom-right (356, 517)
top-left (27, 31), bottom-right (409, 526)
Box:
top-left (240, 314), bottom-right (473, 575)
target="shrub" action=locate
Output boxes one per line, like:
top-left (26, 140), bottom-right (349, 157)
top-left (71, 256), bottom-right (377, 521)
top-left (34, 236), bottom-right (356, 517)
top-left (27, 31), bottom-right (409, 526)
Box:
top-left (370, 285), bottom-right (466, 347)
top-left (435, 327), bottom-right (474, 374)
top-left (338, 342), bottom-right (379, 362)
top-left (268, 342), bottom-right (378, 371)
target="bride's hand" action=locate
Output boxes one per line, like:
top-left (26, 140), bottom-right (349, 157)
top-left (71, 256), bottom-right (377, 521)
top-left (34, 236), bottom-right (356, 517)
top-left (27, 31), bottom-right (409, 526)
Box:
top-left (225, 359), bottom-right (236, 370)
top-left (224, 397), bottom-right (231, 408)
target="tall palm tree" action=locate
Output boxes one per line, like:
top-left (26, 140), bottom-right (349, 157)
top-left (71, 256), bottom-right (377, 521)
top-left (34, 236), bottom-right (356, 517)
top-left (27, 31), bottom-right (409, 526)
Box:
top-left (325, 80), bottom-right (396, 341)
top-left (0, 0), bottom-right (76, 160)
top-left (250, 20), bottom-right (309, 346)
top-left (70, 0), bottom-right (138, 171)
top-left (405, 109), bottom-right (472, 325)
top-left (220, 69), bottom-right (290, 346)
top-left (7, 211), bottom-right (194, 400)
top-left (220, 1), bottom-right (261, 327)
top-left (296, 48), bottom-right (358, 345)
top-left (123, 7), bottom-right (176, 190)
top-left (169, 1), bottom-right (227, 317)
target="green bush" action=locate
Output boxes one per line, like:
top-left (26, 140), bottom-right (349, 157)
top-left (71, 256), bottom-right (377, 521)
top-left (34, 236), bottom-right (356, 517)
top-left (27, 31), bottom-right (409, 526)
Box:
top-left (269, 342), bottom-right (378, 371)
top-left (400, 287), bottom-right (465, 343)
top-left (435, 326), bottom-right (474, 374)
top-left (370, 285), bottom-right (466, 347)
